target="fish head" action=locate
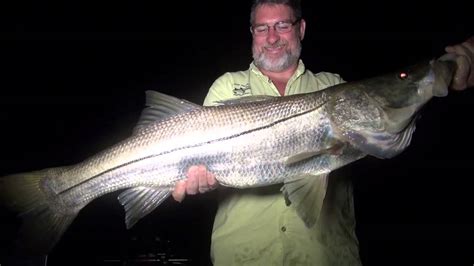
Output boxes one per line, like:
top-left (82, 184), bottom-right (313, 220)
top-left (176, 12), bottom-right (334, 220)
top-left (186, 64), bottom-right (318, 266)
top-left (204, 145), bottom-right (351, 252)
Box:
top-left (364, 59), bottom-right (454, 111)
top-left (329, 59), bottom-right (455, 159)
top-left (362, 59), bottom-right (455, 134)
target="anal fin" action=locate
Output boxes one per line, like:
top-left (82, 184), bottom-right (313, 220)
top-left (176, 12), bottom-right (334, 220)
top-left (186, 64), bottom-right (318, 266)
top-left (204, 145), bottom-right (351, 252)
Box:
top-left (117, 187), bottom-right (171, 229)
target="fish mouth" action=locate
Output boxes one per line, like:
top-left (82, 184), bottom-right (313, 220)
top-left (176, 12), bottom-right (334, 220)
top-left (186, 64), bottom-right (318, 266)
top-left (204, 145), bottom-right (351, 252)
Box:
top-left (416, 60), bottom-right (449, 100)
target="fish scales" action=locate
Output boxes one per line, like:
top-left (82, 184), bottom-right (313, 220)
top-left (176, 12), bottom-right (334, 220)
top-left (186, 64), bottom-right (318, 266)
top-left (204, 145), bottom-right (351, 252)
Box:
top-left (47, 92), bottom-right (328, 192)
top-left (54, 92), bottom-right (334, 208)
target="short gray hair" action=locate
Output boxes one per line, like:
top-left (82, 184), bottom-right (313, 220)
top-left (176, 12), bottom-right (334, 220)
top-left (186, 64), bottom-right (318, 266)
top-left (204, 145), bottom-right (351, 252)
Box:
top-left (250, 0), bottom-right (302, 25)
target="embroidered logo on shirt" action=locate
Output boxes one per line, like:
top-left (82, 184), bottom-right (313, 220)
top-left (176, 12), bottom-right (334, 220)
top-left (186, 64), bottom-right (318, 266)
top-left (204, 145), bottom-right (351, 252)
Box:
top-left (233, 83), bottom-right (251, 96)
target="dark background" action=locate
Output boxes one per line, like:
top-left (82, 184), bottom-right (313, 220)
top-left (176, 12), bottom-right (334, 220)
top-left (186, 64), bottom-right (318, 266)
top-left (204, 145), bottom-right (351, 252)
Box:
top-left (0, 0), bottom-right (472, 265)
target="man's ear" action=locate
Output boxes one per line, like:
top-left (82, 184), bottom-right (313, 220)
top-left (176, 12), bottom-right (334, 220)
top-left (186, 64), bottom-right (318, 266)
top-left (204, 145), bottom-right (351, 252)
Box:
top-left (299, 18), bottom-right (306, 40)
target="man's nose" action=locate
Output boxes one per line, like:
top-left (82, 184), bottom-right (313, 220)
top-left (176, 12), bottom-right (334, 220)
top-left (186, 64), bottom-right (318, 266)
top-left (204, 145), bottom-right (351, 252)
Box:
top-left (266, 27), bottom-right (280, 44)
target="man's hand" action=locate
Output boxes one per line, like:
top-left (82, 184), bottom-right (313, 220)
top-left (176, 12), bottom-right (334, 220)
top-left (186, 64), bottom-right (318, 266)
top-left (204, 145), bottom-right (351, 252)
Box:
top-left (172, 165), bottom-right (218, 202)
top-left (444, 36), bottom-right (474, 90)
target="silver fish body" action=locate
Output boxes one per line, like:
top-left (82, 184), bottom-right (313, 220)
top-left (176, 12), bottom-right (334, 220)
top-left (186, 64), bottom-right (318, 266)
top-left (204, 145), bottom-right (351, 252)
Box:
top-left (0, 58), bottom-right (454, 254)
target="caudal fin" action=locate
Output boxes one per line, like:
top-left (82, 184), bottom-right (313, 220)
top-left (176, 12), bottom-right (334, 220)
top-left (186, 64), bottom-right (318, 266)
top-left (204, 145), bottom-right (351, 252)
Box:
top-left (0, 169), bottom-right (78, 255)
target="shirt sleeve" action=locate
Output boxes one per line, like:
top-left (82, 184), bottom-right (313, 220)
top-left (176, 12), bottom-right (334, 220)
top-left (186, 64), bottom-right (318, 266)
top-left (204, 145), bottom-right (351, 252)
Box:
top-left (203, 73), bottom-right (237, 106)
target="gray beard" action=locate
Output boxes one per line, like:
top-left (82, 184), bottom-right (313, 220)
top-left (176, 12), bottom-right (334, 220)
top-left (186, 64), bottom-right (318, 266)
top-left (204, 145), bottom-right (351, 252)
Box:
top-left (252, 42), bottom-right (301, 72)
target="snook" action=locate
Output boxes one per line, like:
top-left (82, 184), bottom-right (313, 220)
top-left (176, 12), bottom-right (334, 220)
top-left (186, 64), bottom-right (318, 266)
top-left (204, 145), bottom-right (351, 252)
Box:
top-left (0, 58), bottom-right (454, 254)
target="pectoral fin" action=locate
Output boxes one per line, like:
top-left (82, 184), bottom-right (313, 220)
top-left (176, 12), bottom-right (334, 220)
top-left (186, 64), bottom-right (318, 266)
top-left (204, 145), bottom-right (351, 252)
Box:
top-left (284, 142), bottom-right (344, 165)
top-left (285, 151), bottom-right (324, 165)
top-left (281, 173), bottom-right (329, 228)
top-left (117, 187), bottom-right (171, 229)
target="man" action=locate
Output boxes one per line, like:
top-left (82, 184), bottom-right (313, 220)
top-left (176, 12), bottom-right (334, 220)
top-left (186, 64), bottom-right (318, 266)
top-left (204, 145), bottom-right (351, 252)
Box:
top-left (172, 0), bottom-right (474, 265)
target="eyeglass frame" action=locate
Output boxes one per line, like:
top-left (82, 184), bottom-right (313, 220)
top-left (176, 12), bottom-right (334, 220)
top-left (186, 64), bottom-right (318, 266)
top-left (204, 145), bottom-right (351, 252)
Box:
top-left (250, 18), bottom-right (301, 36)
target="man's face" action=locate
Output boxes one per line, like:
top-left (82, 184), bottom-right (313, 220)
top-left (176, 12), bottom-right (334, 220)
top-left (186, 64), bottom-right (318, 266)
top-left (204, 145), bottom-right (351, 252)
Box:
top-left (251, 4), bottom-right (305, 72)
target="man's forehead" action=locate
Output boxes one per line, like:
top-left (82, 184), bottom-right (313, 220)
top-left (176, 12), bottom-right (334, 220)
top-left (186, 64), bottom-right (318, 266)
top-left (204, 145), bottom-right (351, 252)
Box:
top-left (254, 4), bottom-right (294, 24)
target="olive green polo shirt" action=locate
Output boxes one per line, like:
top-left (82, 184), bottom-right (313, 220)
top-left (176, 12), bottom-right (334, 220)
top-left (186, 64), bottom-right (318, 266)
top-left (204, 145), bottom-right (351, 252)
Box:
top-left (204, 60), bottom-right (362, 266)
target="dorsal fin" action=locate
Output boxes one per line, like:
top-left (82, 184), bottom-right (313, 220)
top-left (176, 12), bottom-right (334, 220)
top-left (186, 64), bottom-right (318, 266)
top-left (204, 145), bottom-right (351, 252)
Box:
top-left (133, 90), bottom-right (202, 134)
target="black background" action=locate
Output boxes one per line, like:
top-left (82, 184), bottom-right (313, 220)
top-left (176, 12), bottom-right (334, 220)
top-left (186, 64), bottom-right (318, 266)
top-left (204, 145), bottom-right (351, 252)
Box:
top-left (0, 0), bottom-right (472, 265)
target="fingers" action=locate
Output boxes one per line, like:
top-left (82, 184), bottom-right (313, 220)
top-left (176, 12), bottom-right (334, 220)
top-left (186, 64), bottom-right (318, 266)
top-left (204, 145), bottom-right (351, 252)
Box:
top-left (172, 180), bottom-right (187, 202)
top-left (207, 169), bottom-right (218, 191)
top-left (445, 36), bottom-right (474, 90)
top-left (190, 165), bottom-right (218, 193)
top-left (450, 55), bottom-right (472, 90)
top-left (197, 165), bottom-right (210, 193)
top-left (186, 165), bottom-right (201, 195)
top-left (172, 165), bottom-right (218, 203)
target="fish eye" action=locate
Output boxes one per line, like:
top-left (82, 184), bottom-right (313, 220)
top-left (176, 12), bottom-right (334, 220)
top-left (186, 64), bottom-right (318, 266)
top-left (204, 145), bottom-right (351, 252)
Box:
top-left (398, 72), bottom-right (408, 79)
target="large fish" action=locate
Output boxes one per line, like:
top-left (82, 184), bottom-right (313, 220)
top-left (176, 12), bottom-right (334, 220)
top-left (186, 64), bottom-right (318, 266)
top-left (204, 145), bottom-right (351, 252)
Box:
top-left (0, 58), bottom-right (455, 254)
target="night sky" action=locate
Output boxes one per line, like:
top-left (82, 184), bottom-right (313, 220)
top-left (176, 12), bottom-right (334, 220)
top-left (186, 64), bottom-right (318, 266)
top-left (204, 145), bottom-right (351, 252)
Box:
top-left (0, 0), bottom-right (473, 265)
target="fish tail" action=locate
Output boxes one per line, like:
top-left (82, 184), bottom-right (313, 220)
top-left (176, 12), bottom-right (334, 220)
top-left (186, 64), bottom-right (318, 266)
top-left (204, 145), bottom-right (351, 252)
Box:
top-left (0, 169), bottom-right (78, 255)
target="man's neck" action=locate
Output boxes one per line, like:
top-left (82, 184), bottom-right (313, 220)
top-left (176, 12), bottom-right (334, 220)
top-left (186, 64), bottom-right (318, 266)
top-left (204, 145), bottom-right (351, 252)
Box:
top-left (259, 63), bottom-right (298, 96)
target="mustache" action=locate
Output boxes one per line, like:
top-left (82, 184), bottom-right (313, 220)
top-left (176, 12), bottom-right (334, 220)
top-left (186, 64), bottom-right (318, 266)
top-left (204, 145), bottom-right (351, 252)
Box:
top-left (264, 41), bottom-right (287, 49)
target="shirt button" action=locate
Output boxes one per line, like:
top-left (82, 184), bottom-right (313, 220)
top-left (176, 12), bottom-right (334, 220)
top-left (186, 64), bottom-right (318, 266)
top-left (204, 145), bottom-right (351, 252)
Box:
top-left (281, 226), bottom-right (286, 232)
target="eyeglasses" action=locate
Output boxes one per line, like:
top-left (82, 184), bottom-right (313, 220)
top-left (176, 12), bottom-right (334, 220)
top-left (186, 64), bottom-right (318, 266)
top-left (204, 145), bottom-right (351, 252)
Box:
top-left (250, 19), bottom-right (301, 36)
